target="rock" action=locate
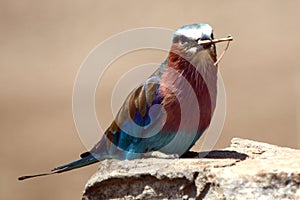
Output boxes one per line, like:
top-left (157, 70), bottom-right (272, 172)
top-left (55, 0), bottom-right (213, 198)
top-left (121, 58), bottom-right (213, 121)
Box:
top-left (82, 138), bottom-right (300, 200)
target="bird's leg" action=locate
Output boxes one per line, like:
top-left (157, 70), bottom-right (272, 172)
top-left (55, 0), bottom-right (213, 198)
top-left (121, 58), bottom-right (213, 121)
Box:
top-left (142, 151), bottom-right (179, 159)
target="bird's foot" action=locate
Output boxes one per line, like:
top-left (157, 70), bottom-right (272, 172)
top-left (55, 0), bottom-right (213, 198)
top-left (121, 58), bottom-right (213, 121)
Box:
top-left (142, 151), bottom-right (179, 159)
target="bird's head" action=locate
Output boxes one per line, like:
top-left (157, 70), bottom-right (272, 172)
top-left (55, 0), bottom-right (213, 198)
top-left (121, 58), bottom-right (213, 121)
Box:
top-left (170, 23), bottom-right (217, 66)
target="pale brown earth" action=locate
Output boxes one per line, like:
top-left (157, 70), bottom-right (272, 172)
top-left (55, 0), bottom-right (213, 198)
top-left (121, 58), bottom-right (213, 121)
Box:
top-left (83, 138), bottom-right (300, 200)
top-left (1, 1), bottom-right (300, 199)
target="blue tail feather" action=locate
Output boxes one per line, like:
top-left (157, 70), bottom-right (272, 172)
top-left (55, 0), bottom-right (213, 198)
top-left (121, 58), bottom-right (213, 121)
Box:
top-left (18, 154), bottom-right (98, 181)
top-left (53, 154), bottom-right (98, 172)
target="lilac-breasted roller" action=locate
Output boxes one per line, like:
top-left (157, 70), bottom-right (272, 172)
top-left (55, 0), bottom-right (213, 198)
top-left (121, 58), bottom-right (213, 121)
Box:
top-left (19, 23), bottom-right (232, 180)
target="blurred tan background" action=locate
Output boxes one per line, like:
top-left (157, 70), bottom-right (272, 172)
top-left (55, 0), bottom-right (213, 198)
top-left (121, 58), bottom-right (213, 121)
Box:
top-left (1, 0), bottom-right (300, 199)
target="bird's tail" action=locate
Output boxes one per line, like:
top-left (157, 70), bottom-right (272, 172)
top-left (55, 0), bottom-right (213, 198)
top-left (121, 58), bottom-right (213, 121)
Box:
top-left (18, 153), bottom-right (98, 181)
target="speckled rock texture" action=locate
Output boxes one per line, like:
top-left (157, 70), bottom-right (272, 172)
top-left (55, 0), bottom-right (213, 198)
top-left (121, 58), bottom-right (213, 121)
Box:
top-left (82, 138), bottom-right (300, 200)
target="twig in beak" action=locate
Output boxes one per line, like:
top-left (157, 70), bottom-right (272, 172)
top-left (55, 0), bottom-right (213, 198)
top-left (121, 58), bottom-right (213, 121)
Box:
top-left (197, 35), bottom-right (233, 45)
top-left (214, 36), bottom-right (232, 66)
top-left (198, 35), bottom-right (233, 66)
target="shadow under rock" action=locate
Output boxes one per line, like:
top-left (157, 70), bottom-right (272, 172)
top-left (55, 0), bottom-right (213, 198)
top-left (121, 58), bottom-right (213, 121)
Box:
top-left (180, 150), bottom-right (249, 160)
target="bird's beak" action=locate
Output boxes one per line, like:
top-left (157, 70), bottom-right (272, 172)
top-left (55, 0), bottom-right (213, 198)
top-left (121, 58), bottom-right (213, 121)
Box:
top-left (198, 35), bottom-right (233, 66)
top-left (197, 35), bottom-right (233, 46)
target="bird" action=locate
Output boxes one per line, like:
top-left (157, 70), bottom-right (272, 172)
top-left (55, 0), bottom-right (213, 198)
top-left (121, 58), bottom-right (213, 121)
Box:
top-left (18, 23), bottom-right (232, 181)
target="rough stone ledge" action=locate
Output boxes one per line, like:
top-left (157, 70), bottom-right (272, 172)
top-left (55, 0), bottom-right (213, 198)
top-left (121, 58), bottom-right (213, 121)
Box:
top-left (82, 138), bottom-right (300, 200)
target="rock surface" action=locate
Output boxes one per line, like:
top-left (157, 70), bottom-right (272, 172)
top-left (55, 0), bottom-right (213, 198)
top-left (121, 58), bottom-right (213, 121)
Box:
top-left (82, 138), bottom-right (300, 200)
